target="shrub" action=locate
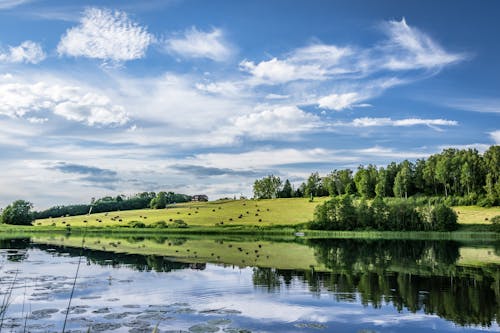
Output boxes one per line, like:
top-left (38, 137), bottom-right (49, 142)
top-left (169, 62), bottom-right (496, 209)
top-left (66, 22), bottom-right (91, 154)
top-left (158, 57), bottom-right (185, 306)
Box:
top-left (430, 204), bottom-right (458, 231)
top-left (150, 220), bottom-right (168, 228)
top-left (128, 221), bottom-right (146, 228)
top-left (491, 215), bottom-right (500, 232)
top-left (171, 219), bottom-right (188, 228)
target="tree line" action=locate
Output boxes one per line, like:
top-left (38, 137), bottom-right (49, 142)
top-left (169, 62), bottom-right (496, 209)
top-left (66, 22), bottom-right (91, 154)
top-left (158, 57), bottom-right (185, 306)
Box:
top-left (33, 191), bottom-right (191, 219)
top-left (1, 191), bottom-right (192, 225)
top-left (253, 145), bottom-right (500, 207)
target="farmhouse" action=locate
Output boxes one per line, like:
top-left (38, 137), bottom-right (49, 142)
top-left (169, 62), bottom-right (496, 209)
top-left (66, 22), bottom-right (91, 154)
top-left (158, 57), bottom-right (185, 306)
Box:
top-left (191, 194), bottom-right (208, 202)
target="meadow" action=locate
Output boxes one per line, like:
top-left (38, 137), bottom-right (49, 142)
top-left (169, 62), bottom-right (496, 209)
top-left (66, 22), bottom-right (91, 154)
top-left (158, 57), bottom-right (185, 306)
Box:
top-left (31, 198), bottom-right (500, 233)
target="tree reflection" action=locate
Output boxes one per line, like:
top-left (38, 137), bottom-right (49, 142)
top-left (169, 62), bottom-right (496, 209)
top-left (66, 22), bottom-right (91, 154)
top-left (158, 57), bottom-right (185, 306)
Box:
top-left (252, 239), bottom-right (499, 327)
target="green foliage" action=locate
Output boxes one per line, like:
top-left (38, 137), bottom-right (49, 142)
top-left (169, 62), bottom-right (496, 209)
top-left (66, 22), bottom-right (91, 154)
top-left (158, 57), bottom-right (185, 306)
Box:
top-left (150, 220), bottom-right (168, 228)
top-left (310, 195), bottom-right (357, 230)
top-left (279, 179), bottom-right (293, 198)
top-left (354, 165), bottom-right (377, 198)
top-left (393, 160), bottom-right (412, 199)
top-left (171, 219), bottom-right (188, 228)
top-left (430, 204), bottom-right (458, 231)
top-left (491, 215), bottom-right (500, 232)
top-left (253, 175), bottom-right (282, 199)
top-left (256, 145), bottom-right (498, 206)
top-left (128, 221), bottom-right (146, 228)
top-left (34, 191), bottom-right (191, 219)
top-left (310, 197), bottom-right (458, 231)
top-left (150, 192), bottom-right (167, 209)
top-left (1, 200), bottom-right (33, 225)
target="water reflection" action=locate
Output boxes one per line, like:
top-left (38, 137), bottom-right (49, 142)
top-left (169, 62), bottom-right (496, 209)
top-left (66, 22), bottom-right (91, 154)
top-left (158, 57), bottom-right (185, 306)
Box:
top-left (4, 235), bottom-right (500, 329)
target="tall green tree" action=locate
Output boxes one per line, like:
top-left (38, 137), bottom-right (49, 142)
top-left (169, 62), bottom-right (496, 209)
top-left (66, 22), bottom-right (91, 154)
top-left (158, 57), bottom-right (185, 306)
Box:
top-left (1, 200), bottom-right (33, 225)
top-left (253, 175), bottom-right (282, 199)
top-left (375, 167), bottom-right (388, 198)
top-left (484, 146), bottom-right (500, 205)
top-left (354, 165), bottom-right (377, 198)
top-left (393, 160), bottom-right (412, 199)
top-left (279, 179), bottom-right (293, 198)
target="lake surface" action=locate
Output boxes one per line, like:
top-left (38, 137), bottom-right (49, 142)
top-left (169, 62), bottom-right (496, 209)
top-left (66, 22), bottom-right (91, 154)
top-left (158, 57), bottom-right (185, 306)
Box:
top-left (0, 235), bottom-right (499, 332)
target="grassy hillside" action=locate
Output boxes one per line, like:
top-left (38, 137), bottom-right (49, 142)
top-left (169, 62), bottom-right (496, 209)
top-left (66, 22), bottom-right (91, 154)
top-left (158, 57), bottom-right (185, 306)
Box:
top-left (32, 198), bottom-right (500, 230)
top-left (453, 206), bottom-right (500, 224)
top-left (34, 197), bottom-right (329, 228)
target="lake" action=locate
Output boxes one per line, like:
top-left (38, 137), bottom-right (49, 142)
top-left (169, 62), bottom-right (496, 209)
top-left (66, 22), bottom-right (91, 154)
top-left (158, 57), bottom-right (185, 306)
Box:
top-left (0, 235), bottom-right (499, 332)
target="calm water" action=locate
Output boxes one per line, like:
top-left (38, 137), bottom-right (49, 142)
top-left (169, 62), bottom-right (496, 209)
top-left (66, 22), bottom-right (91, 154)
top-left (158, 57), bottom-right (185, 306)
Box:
top-left (0, 236), bottom-right (499, 332)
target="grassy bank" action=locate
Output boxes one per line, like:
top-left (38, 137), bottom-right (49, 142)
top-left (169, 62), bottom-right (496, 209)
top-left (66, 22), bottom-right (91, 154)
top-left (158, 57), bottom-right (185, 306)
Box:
top-left (0, 198), bottom-right (496, 240)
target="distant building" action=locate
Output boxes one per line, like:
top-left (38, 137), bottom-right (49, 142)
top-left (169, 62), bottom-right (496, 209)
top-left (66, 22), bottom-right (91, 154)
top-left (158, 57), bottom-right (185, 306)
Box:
top-left (191, 194), bottom-right (208, 202)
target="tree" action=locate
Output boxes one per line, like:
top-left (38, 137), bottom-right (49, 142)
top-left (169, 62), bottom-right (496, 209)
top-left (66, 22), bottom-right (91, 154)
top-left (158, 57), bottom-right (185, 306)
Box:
top-left (393, 160), bottom-right (412, 199)
top-left (279, 179), bottom-right (293, 198)
top-left (253, 175), bottom-right (282, 199)
top-left (484, 146), bottom-right (500, 205)
top-left (375, 167), bottom-right (388, 198)
top-left (150, 191), bottom-right (167, 209)
top-left (354, 165), bottom-right (377, 198)
top-left (305, 172), bottom-right (322, 197)
top-left (1, 200), bottom-right (34, 225)
top-left (430, 204), bottom-right (458, 231)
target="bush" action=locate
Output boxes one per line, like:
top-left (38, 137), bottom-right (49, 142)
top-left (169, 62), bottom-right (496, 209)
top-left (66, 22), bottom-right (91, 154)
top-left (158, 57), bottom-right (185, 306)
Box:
top-left (430, 204), bottom-right (458, 231)
top-left (150, 220), bottom-right (168, 228)
top-left (478, 196), bottom-right (494, 208)
top-left (387, 200), bottom-right (422, 231)
top-left (128, 221), bottom-right (146, 228)
top-left (171, 219), bottom-right (188, 228)
top-left (491, 215), bottom-right (500, 232)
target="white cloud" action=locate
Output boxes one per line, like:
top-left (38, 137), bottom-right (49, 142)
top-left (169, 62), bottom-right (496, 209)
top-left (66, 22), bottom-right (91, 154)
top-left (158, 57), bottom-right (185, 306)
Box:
top-left (265, 93), bottom-right (289, 100)
top-left (445, 98), bottom-right (500, 113)
top-left (347, 117), bottom-right (458, 128)
top-left (490, 130), bottom-right (500, 144)
top-left (437, 143), bottom-right (492, 153)
top-left (223, 106), bottom-right (320, 140)
top-left (195, 81), bottom-right (243, 97)
top-left (236, 18), bottom-right (463, 111)
top-left (381, 18), bottom-right (465, 71)
top-left (57, 7), bottom-right (153, 63)
top-left (0, 80), bottom-right (128, 126)
top-left (0, 41), bottom-right (45, 64)
top-left (0, 0), bottom-right (31, 9)
top-left (240, 44), bottom-right (352, 85)
top-left (318, 92), bottom-right (361, 111)
top-left (164, 27), bottom-right (232, 61)
top-left (356, 146), bottom-right (430, 159)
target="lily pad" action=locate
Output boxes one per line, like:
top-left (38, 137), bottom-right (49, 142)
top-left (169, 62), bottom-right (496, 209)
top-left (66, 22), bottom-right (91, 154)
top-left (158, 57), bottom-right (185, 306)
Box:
top-left (189, 324), bottom-right (220, 333)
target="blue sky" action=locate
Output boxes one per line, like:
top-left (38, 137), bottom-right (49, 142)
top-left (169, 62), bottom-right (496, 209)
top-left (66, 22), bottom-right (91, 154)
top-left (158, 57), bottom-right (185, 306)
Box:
top-left (0, 0), bottom-right (499, 208)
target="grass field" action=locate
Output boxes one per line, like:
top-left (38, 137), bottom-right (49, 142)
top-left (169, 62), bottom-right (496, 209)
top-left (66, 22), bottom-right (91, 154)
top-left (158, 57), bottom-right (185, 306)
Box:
top-left (34, 197), bottom-right (328, 228)
top-left (453, 206), bottom-right (500, 224)
top-left (31, 198), bottom-right (499, 231)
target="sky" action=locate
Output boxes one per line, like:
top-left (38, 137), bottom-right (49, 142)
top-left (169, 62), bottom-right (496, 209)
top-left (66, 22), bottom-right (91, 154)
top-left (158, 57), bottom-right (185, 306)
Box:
top-left (0, 0), bottom-right (499, 209)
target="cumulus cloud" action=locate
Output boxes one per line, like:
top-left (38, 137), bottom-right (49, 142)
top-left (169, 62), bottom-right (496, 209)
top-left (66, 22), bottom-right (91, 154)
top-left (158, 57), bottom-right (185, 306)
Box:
top-left (0, 80), bottom-right (128, 126)
top-left (221, 106), bottom-right (321, 140)
top-left (164, 27), bottom-right (233, 61)
top-left (57, 7), bottom-right (153, 63)
top-left (0, 41), bottom-right (45, 64)
top-left (490, 130), bottom-right (500, 144)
